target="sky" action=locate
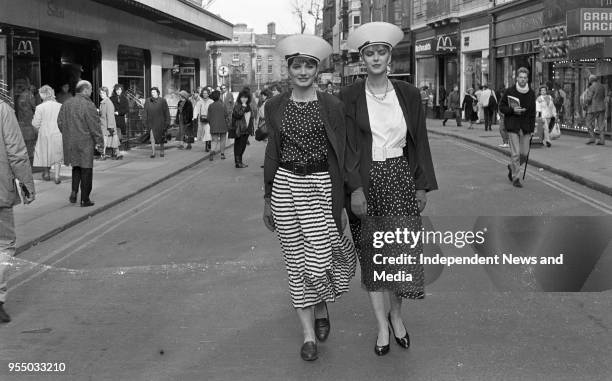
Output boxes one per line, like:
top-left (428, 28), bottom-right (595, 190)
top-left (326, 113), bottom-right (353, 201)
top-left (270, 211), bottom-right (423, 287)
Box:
top-left (206, 0), bottom-right (316, 35)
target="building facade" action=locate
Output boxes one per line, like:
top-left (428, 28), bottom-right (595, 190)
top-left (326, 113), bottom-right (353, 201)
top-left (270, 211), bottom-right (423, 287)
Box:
top-left (208, 22), bottom-right (288, 91)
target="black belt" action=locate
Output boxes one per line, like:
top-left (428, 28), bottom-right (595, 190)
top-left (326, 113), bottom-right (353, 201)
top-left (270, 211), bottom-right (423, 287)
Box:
top-left (279, 160), bottom-right (328, 176)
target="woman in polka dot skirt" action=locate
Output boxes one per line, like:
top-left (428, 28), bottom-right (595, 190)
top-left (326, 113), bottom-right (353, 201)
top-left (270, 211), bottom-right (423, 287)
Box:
top-left (342, 22), bottom-right (438, 356)
top-left (262, 34), bottom-right (357, 362)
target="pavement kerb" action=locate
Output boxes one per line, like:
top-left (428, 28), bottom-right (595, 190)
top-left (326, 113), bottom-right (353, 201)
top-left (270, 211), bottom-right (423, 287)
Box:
top-left (15, 143), bottom-right (233, 255)
top-left (428, 129), bottom-right (612, 197)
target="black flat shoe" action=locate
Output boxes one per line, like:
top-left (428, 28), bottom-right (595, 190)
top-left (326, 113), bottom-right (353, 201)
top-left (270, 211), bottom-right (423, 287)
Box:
top-left (388, 313), bottom-right (410, 349)
top-left (507, 164), bottom-right (512, 182)
top-left (300, 341), bottom-right (318, 361)
top-left (80, 200), bottom-right (95, 207)
top-left (314, 302), bottom-right (330, 342)
top-left (0, 302), bottom-right (11, 323)
top-left (69, 192), bottom-right (77, 204)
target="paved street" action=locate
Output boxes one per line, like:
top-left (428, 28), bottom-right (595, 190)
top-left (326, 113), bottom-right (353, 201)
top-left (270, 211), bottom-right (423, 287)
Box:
top-left (1, 135), bottom-right (611, 380)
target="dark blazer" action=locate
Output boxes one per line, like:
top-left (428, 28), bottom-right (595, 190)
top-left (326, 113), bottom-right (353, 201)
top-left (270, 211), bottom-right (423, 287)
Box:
top-left (499, 85), bottom-right (536, 134)
top-left (208, 100), bottom-right (227, 134)
top-left (339, 79), bottom-right (438, 198)
top-left (264, 91), bottom-right (348, 233)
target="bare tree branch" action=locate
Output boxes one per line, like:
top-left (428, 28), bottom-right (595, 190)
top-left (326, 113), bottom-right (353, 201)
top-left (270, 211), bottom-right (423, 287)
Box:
top-left (291, 0), bottom-right (308, 34)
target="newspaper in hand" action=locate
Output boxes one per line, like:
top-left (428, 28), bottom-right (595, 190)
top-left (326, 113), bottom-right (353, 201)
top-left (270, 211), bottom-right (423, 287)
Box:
top-left (507, 95), bottom-right (521, 109)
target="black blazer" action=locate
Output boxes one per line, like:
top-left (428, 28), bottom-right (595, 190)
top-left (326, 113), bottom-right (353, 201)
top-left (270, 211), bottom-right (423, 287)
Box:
top-left (264, 91), bottom-right (348, 232)
top-left (339, 79), bottom-right (438, 197)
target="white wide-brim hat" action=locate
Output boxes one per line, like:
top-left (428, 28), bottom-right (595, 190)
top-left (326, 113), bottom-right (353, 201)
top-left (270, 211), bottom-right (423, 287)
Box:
top-left (347, 22), bottom-right (404, 53)
top-left (276, 34), bottom-right (332, 63)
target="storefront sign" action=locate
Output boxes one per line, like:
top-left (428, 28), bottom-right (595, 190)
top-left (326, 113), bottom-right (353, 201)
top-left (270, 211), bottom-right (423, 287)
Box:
top-left (415, 39), bottom-right (434, 55)
top-left (13, 36), bottom-right (39, 57)
top-left (435, 34), bottom-right (458, 54)
top-left (567, 8), bottom-right (612, 36)
top-left (496, 45), bottom-right (507, 57)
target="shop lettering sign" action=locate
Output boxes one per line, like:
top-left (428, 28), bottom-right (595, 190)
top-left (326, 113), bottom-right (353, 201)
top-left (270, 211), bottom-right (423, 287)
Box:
top-left (496, 45), bottom-right (507, 57)
top-left (415, 39), bottom-right (433, 55)
top-left (47, 0), bottom-right (64, 18)
top-left (435, 34), bottom-right (457, 54)
top-left (13, 37), bottom-right (38, 57)
top-left (567, 8), bottom-right (612, 36)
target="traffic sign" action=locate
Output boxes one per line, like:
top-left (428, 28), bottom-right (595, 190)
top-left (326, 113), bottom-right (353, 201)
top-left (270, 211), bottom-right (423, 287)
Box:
top-left (218, 65), bottom-right (229, 77)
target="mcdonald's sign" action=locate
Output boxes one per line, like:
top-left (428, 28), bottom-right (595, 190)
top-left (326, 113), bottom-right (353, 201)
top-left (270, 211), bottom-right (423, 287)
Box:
top-left (13, 37), bottom-right (39, 57)
top-left (434, 33), bottom-right (458, 54)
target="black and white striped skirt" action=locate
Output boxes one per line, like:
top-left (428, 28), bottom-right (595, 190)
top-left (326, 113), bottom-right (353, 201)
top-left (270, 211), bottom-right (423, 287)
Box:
top-left (271, 167), bottom-right (356, 308)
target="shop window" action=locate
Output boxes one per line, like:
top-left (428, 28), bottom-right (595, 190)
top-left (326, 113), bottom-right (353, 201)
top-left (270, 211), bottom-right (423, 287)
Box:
top-left (118, 45), bottom-right (149, 99)
top-left (232, 53), bottom-right (239, 62)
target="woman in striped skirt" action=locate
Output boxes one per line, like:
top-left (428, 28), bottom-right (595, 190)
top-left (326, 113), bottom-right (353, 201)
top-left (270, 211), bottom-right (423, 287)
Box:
top-left (262, 34), bottom-right (356, 362)
top-left (341, 22), bottom-right (439, 356)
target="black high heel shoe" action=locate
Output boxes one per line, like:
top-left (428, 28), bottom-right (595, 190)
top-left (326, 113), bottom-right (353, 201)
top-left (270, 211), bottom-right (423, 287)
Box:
top-left (388, 313), bottom-right (410, 349)
top-left (314, 301), bottom-right (330, 342)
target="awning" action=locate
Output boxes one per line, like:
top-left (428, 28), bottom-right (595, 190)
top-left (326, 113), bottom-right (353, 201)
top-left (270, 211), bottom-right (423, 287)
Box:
top-left (91, 0), bottom-right (232, 41)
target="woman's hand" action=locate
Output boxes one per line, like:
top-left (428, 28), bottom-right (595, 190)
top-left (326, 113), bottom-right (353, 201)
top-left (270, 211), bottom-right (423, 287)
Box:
top-left (263, 198), bottom-right (275, 232)
top-left (415, 190), bottom-right (427, 213)
top-left (351, 188), bottom-right (367, 218)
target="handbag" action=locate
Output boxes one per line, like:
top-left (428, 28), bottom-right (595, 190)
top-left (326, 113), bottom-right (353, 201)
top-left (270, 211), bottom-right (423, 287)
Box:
top-left (199, 115), bottom-right (208, 123)
top-left (550, 122), bottom-right (561, 140)
top-left (254, 119), bottom-right (268, 141)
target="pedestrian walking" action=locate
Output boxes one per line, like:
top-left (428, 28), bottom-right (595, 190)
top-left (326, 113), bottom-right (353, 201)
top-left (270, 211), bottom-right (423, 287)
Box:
top-left (343, 21), bottom-right (438, 357)
top-left (0, 99), bottom-right (35, 323)
top-left (584, 74), bottom-right (606, 145)
top-left (220, 84), bottom-right (234, 132)
top-left (442, 84), bottom-right (462, 126)
top-left (32, 85), bottom-right (63, 184)
top-left (56, 83), bottom-right (73, 104)
top-left (497, 86), bottom-right (509, 147)
top-left (57, 80), bottom-right (103, 207)
top-left (262, 34), bottom-right (357, 362)
top-left (206, 90), bottom-right (227, 161)
top-left (231, 89), bottom-right (254, 168)
top-left (99, 86), bottom-right (120, 160)
top-left (475, 85), bottom-right (484, 123)
top-left (17, 84), bottom-right (38, 162)
top-left (462, 88), bottom-right (478, 128)
top-left (499, 67), bottom-right (536, 188)
top-left (142, 87), bottom-right (170, 158)
top-left (110, 84), bottom-right (129, 150)
top-left (481, 84), bottom-right (497, 131)
top-left (176, 90), bottom-right (194, 150)
top-left (194, 88), bottom-right (213, 152)
top-left (536, 85), bottom-right (557, 148)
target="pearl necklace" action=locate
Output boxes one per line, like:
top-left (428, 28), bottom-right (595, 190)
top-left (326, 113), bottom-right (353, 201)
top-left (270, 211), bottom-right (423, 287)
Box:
top-left (366, 78), bottom-right (390, 101)
top-left (290, 88), bottom-right (317, 110)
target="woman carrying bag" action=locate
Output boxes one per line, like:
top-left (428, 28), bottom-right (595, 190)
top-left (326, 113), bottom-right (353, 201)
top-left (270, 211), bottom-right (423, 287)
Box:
top-left (231, 89), bottom-right (254, 168)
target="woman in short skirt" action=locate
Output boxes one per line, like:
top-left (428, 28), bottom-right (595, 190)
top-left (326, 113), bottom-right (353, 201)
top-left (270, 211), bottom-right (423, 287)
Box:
top-left (342, 22), bottom-right (438, 356)
top-left (262, 34), bottom-right (356, 362)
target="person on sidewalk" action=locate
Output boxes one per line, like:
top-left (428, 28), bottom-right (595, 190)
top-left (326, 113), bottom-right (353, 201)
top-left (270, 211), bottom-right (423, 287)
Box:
top-left (110, 84), bottom-right (129, 151)
top-left (343, 21), bottom-right (438, 357)
top-left (0, 99), bottom-right (35, 323)
top-left (207, 90), bottom-right (227, 161)
top-left (57, 80), bottom-right (103, 207)
top-left (176, 90), bottom-right (194, 150)
top-left (584, 74), bottom-right (606, 145)
top-left (443, 85), bottom-right (462, 126)
top-left (499, 67), bottom-right (536, 188)
top-left (536, 85), bottom-right (557, 148)
top-left (99, 87), bottom-right (120, 160)
top-left (497, 86), bottom-right (509, 148)
top-left (142, 87), bottom-right (170, 158)
top-left (462, 88), bottom-right (478, 129)
top-left (231, 89), bottom-right (254, 168)
top-left (481, 84), bottom-right (497, 132)
top-left (262, 34), bottom-right (357, 362)
top-left (194, 88), bottom-right (213, 152)
top-left (220, 85), bottom-right (234, 134)
top-left (32, 85), bottom-right (63, 184)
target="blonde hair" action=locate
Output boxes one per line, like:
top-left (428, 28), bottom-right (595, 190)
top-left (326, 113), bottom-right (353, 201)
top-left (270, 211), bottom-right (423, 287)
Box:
top-left (100, 86), bottom-right (109, 96)
top-left (39, 85), bottom-right (55, 101)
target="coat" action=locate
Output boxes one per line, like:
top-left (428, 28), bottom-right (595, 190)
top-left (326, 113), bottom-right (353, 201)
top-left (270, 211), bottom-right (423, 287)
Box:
top-left (221, 91), bottom-right (235, 127)
top-left (446, 90), bottom-right (460, 109)
top-left (499, 85), bottom-right (536, 134)
top-left (32, 100), bottom-right (63, 167)
top-left (585, 81), bottom-right (606, 114)
top-left (0, 101), bottom-right (34, 208)
top-left (264, 91), bottom-right (347, 232)
top-left (57, 93), bottom-right (104, 168)
top-left (207, 100), bottom-right (227, 134)
top-left (142, 97), bottom-right (170, 143)
top-left (100, 97), bottom-right (119, 148)
top-left (110, 94), bottom-right (129, 134)
top-left (231, 103), bottom-right (254, 138)
top-left (340, 80), bottom-right (438, 209)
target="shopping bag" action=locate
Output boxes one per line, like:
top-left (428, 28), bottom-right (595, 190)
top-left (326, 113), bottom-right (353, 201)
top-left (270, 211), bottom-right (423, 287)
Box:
top-left (550, 122), bottom-right (561, 140)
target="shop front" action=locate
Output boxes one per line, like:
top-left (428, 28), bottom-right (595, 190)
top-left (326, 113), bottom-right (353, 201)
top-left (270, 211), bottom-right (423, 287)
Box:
top-left (541, 0), bottom-right (612, 137)
top-left (491, 0), bottom-right (543, 89)
top-left (390, 34), bottom-right (412, 84)
top-left (460, 22), bottom-right (489, 96)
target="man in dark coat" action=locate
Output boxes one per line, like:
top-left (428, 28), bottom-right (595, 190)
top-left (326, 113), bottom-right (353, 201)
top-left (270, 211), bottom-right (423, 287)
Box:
top-left (584, 74), bottom-right (606, 145)
top-left (57, 80), bottom-right (104, 206)
top-left (220, 84), bottom-right (234, 131)
top-left (499, 67), bottom-right (536, 188)
top-left (0, 99), bottom-right (35, 322)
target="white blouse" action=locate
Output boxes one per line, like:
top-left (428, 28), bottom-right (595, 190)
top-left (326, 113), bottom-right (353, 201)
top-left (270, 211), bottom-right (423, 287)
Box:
top-left (366, 88), bottom-right (407, 161)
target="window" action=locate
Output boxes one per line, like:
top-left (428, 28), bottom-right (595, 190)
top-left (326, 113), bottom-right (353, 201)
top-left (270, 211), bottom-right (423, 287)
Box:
top-left (268, 64), bottom-right (273, 74)
top-left (257, 55), bottom-right (262, 61)
top-left (353, 15), bottom-right (361, 25)
top-left (233, 36), bottom-right (239, 42)
top-left (256, 60), bottom-right (261, 74)
top-left (118, 45), bottom-right (148, 98)
top-left (232, 53), bottom-right (239, 62)
top-left (268, 55), bottom-right (273, 61)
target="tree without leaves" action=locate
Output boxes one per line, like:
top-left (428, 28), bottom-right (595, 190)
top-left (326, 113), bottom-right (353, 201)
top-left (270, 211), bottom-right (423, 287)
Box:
top-left (291, 0), bottom-right (323, 34)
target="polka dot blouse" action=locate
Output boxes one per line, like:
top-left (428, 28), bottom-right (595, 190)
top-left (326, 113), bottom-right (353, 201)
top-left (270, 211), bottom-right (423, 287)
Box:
top-left (280, 100), bottom-right (328, 163)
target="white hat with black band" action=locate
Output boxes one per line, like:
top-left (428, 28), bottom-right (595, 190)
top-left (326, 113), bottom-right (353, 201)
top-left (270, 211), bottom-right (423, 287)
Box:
top-left (276, 34), bottom-right (332, 63)
top-left (347, 21), bottom-right (404, 54)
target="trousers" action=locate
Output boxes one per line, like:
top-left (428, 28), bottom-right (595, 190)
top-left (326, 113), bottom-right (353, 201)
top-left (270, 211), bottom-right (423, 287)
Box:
top-left (72, 167), bottom-right (93, 202)
top-left (0, 207), bottom-right (16, 303)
